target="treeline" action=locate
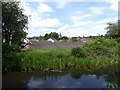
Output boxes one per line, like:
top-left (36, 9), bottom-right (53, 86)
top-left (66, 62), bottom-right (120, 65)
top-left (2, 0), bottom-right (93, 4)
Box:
top-left (28, 32), bottom-right (69, 41)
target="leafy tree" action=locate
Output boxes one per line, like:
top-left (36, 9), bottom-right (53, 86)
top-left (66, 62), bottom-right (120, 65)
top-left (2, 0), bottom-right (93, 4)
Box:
top-left (33, 35), bottom-right (44, 41)
top-left (71, 37), bottom-right (77, 42)
top-left (2, 1), bottom-right (28, 45)
top-left (49, 32), bottom-right (59, 39)
top-left (44, 33), bottom-right (50, 40)
top-left (44, 32), bottom-right (59, 40)
top-left (58, 36), bottom-right (68, 41)
top-left (105, 22), bottom-right (119, 39)
top-left (62, 36), bottom-right (68, 40)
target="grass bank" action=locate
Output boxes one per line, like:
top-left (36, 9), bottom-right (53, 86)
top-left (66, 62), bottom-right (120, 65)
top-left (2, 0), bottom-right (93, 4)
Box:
top-left (3, 38), bottom-right (119, 72)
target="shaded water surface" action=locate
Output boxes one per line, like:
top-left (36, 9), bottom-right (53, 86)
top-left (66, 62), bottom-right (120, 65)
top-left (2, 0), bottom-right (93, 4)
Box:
top-left (3, 64), bottom-right (119, 88)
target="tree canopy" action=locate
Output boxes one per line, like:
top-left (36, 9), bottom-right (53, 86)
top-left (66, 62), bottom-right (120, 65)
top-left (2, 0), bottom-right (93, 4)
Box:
top-left (105, 22), bottom-right (119, 39)
top-left (44, 32), bottom-right (59, 40)
top-left (2, 1), bottom-right (28, 45)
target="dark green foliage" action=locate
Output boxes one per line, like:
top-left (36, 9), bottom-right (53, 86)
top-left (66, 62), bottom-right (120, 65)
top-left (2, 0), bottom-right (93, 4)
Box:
top-left (2, 1), bottom-right (28, 68)
top-left (105, 22), bottom-right (119, 39)
top-left (44, 33), bottom-right (49, 40)
top-left (33, 36), bottom-right (44, 41)
top-left (44, 32), bottom-right (59, 40)
top-left (71, 47), bottom-right (86, 58)
top-left (58, 36), bottom-right (68, 40)
top-left (2, 52), bottom-right (23, 71)
top-left (2, 43), bottom-right (21, 57)
top-left (2, 1), bottom-right (28, 45)
top-left (71, 37), bottom-right (77, 42)
top-left (2, 1), bottom-right (28, 60)
top-left (83, 38), bottom-right (118, 58)
top-left (50, 32), bottom-right (59, 39)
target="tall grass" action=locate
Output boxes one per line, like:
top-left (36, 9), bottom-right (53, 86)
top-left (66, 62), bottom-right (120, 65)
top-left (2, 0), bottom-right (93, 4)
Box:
top-left (3, 38), bottom-right (118, 72)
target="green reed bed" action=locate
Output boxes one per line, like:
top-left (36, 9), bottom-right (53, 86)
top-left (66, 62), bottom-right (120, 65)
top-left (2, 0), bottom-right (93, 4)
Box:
top-left (3, 38), bottom-right (119, 72)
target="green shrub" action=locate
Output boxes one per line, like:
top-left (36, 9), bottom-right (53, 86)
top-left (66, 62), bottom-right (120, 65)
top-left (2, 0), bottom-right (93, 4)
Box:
top-left (71, 37), bottom-right (78, 42)
top-left (3, 43), bottom-right (21, 59)
top-left (71, 47), bottom-right (86, 58)
top-left (83, 38), bottom-right (118, 58)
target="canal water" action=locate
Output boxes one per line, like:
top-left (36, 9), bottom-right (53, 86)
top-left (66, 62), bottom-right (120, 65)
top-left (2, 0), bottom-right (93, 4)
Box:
top-left (2, 64), bottom-right (119, 88)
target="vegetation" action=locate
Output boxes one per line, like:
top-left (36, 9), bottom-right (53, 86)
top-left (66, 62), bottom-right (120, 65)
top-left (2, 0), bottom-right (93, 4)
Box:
top-left (32, 36), bottom-right (44, 41)
top-left (71, 47), bottom-right (86, 58)
top-left (71, 37), bottom-right (77, 42)
top-left (2, 1), bottom-right (28, 45)
top-left (44, 32), bottom-right (59, 40)
top-left (3, 38), bottom-right (118, 72)
top-left (58, 36), bottom-right (68, 41)
top-left (2, 1), bottom-right (28, 58)
top-left (105, 22), bottom-right (119, 39)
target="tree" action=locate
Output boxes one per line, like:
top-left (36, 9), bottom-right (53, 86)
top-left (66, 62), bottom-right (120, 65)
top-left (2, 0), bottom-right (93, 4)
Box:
top-left (44, 32), bottom-right (59, 40)
top-left (2, 1), bottom-right (28, 45)
top-left (44, 33), bottom-right (49, 40)
top-left (105, 22), bottom-right (119, 39)
top-left (71, 37), bottom-right (77, 42)
top-left (49, 32), bottom-right (59, 39)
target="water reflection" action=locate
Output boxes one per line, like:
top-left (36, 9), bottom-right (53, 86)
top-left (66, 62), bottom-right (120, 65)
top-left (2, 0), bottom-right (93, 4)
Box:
top-left (3, 64), bottom-right (119, 88)
top-left (27, 74), bottom-right (110, 88)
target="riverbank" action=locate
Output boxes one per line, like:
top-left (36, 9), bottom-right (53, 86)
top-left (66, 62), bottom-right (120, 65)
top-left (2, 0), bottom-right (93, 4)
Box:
top-left (3, 38), bottom-right (119, 72)
top-left (3, 64), bottom-right (119, 88)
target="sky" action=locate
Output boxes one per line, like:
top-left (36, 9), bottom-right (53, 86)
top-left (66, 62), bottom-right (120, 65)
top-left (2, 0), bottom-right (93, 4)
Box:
top-left (17, 0), bottom-right (119, 37)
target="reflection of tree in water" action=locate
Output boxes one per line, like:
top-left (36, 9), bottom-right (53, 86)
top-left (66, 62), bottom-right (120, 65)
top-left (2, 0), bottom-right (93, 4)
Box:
top-left (107, 83), bottom-right (118, 88)
top-left (3, 64), bottom-right (119, 88)
top-left (28, 71), bottom-right (68, 82)
top-left (69, 64), bottom-right (119, 88)
top-left (93, 64), bottom-right (119, 88)
top-left (22, 64), bottom-right (120, 88)
top-left (70, 72), bottom-right (82, 79)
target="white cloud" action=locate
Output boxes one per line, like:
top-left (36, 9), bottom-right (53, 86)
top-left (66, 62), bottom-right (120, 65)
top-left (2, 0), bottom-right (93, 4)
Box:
top-left (57, 25), bottom-right (98, 37)
top-left (29, 18), bottom-right (62, 28)
top-left (27, 16), bottom-right (117, 37)
top-left (95, 17), bottom-right (118, 24)
top-left (91, 24), bottom-right (108, 30)
top-left (27, 27), bottom-right (57, 37)
top-left (57, 16), bottom-right (118, 37)
top-left (109, 1), bottom-right (118, 11)
top-left (19, 0), bottom-right (32, 15)
top-left (73, 21), bottom-right (93, 27)
top-left (71, 14), bottom-right (92, 21)
top-left (37, 3), bottom-right (55, 13)
top-left (56, 2), bottom-right (67, 9)
top-left (25, 0), bottom-right (44, 2)
top-left (45, 14), bottom-right (51, 16)
top-left (89, 7), bottom-right (106, 15)
top-left (105, 0), bottom-right (119, 11)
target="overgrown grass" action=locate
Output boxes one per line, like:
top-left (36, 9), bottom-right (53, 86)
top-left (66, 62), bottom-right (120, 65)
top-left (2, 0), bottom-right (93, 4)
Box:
top-left (3, 38), bottom-right (119, 72)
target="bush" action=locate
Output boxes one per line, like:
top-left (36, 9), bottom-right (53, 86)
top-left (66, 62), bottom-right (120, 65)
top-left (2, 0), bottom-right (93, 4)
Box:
top-left (71, 37), bottom-right (78, 42)
top-left (71, 47), bottom-right (86, 58)
top-left (3, 43), bottom-right (21, 59)
top-left (82, 38), bottom-right (118, 58)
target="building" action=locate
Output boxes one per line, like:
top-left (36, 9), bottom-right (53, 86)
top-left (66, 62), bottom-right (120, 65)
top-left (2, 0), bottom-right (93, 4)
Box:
top-left (21, 38), bottom-right (32, 50)
top-left (58, 33), bottom-right (62, 38)
top-left (80, 38), bottom-right (92, 42)
top-left (47, 38), bottom-right (55, 43)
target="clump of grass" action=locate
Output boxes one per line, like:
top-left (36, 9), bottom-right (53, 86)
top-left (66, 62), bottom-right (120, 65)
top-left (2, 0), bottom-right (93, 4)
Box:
top-left (71, 47), bottom-right (86, 58)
